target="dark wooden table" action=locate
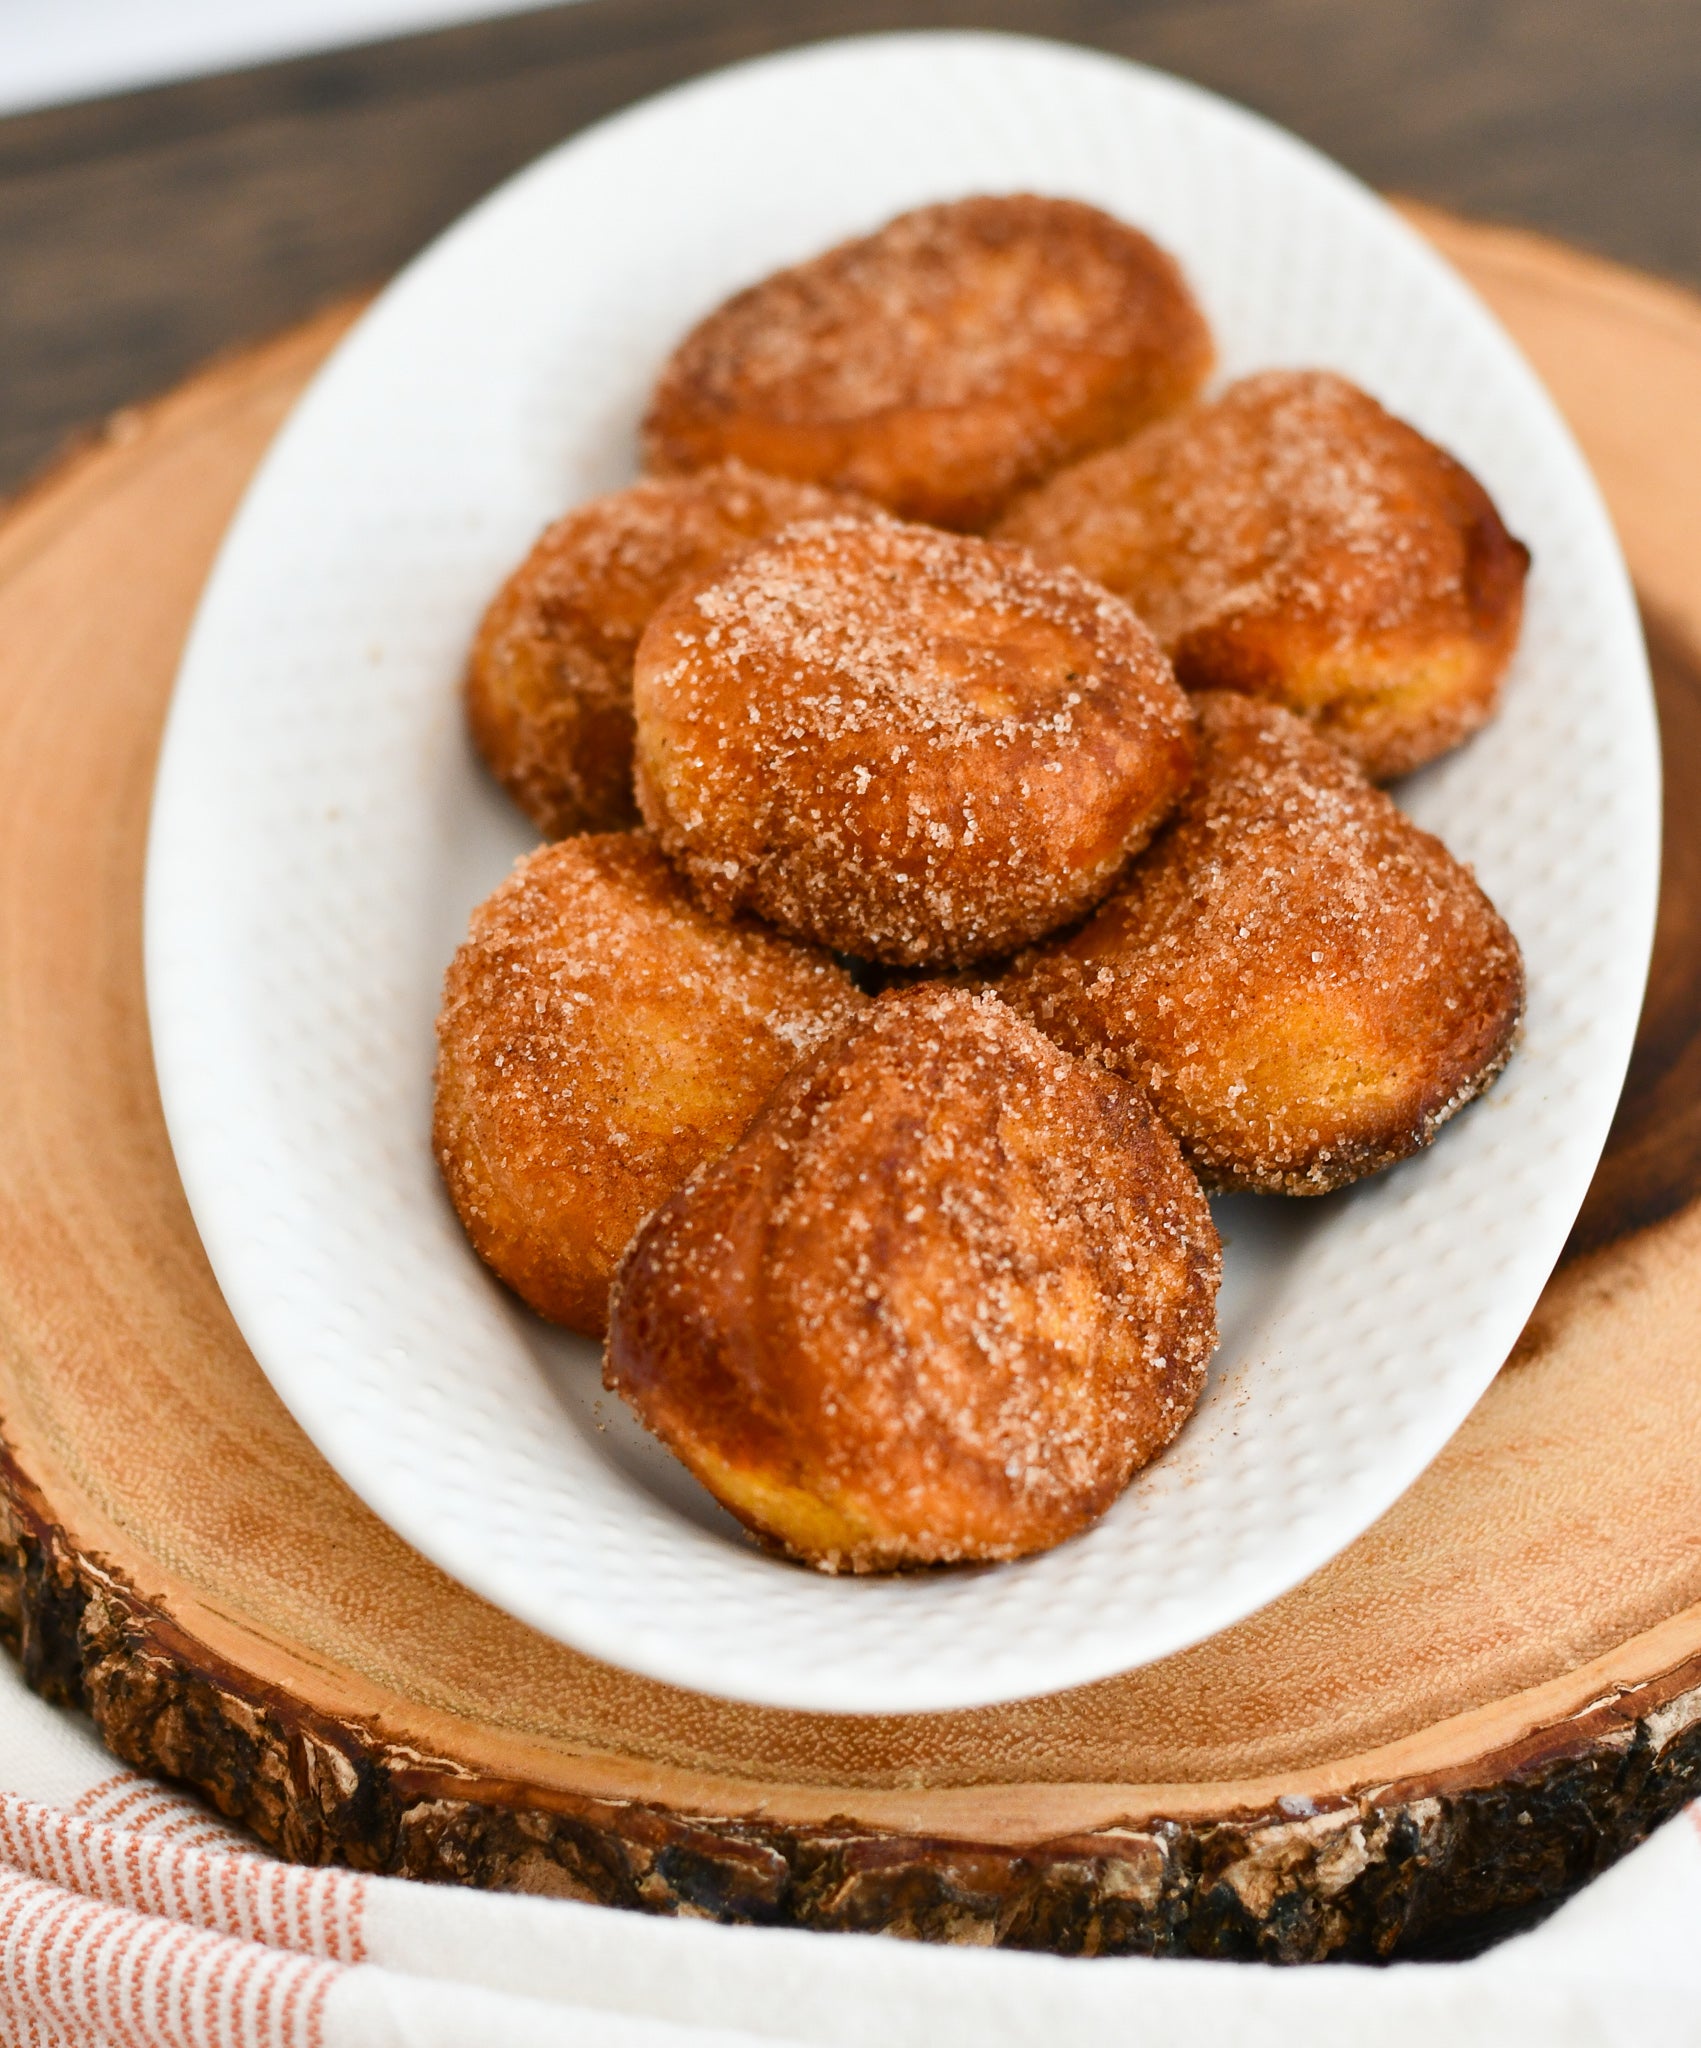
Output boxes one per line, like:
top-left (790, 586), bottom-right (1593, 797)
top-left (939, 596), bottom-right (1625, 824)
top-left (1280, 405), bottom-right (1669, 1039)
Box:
top-left (2, 0), bottom-right (1698, 498)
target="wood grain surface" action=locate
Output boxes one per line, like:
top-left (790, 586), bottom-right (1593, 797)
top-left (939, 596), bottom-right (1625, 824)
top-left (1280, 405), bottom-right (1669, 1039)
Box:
top-left (2, 0), bottom-right (1699, 496)
top-left (3, 212), bottom-right (1701, 1962)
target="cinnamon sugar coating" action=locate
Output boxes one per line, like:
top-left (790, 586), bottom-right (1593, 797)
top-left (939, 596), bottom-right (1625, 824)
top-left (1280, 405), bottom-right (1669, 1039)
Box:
top-left (632, 518), bottom-right (1197, 967)
top-left (466, 464), bottom-right (880, 838)
top-left (643, 195), bottom-right (1213, 531)
top-left (1001, 695), bottom-right (1524, 1194)
top-left (434, 833), bottom-right (864, 1336)
top-left (606, 986), bottom-right (1220, 1571)
top-left (998, 370), bottom-right (1530, 780)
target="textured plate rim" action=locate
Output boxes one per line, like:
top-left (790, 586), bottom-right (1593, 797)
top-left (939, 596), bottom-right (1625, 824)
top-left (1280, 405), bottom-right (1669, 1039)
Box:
top-left (144, 29), bottom-right (1659, 1714)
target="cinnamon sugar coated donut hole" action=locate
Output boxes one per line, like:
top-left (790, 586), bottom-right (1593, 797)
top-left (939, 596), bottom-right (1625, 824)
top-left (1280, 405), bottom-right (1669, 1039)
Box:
top-left (998, 370), bottom-right (1530, 780)
top-left (643, 195), bottom-right (1214, 531)
top-left (434, 833), bottom-right (864, 1336)
top-left (631, 518), bottom-right (1198, 966)
top-left (466, 463), bottom-right (881, 837)
top-left (1001, 693), bottom-right (1524, 1194)
top-left (606, 986), bottom-right (1220, 1572)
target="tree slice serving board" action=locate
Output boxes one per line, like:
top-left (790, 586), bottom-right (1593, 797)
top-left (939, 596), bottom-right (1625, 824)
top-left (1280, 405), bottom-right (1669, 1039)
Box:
top-left (3, 209), bottom-right (1701, 1965)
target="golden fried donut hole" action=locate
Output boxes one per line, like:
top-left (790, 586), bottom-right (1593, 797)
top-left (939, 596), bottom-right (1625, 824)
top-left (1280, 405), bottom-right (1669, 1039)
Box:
top-left (998, 370), bottom-right (1530, 781)
top-left (606, 986), bottom-right (1220, 1572)
top-left (466, 463), bottom-right (880, 838)
top-left (1001, 693), bottom-right (1524, 1194)
top-left (434, 832), bottom-right (864, 1335)
top-left (631, 518), bottom-right (1197, 967)
top-left (643, 195), bottom-right (1213, 531)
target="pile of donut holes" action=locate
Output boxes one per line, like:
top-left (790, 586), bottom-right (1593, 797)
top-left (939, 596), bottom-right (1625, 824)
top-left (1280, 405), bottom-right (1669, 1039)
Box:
top-left (437, 194), bottom-right (1528, 1575)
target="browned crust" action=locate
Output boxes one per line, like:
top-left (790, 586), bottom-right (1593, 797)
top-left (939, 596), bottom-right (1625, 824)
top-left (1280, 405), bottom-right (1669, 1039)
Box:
top-left (465, 464), bottom-right (880, 839)
top-left (433, 832), bottom-right (864, 1335)
top-left (632, 518), bottom-right (1197, 965)
top-left (643, 196), bottom-right (1213, 531)
top-left (998, 370), bottom-right (1530, 781)
top-left (606, 987), bottom-right (1220, 1571)
top-left (1209, 1012), bottom-right (1522, 1197)
top-left (1002, 693), bottom-right (1525, 1195)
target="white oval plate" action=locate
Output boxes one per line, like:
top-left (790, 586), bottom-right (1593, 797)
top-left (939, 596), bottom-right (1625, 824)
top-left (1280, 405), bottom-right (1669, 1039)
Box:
top-left (146, 31), bottom-right (1657, 1714)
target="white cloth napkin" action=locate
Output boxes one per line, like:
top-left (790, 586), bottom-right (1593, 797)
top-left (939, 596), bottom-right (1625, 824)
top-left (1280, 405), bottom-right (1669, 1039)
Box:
top-left (1, 1652), bottom-right (1696, 2047)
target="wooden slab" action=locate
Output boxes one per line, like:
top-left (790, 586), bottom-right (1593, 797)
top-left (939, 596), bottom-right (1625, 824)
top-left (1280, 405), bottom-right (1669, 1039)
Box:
top-left (5, 210), bottom-right (1701, 1963)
